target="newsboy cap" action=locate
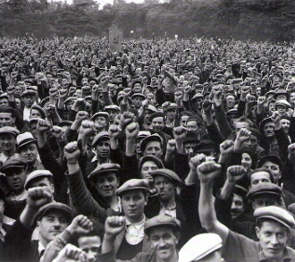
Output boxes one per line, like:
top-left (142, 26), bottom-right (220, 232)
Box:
top-left (247, 182), bottom-right (282, 200)
top-left (88, 163), bottom-right (120, 181)
top-left (17, 132), bottom-right (36, 150)
top-left (92, 131), bottom-right (110, 147)
top-left (24, 170), bottom-right (53, 190)
top-left (179, 233), bottom-right (222, 262)
top-left (144, 214), bottom-right (181, 234)
top-left (1, 157), bottom-right (27, 173)
top-left (116, 179), bottom-right (150, 196)
top-left (0, 127), bottom-right (19, 137)
top-left (254, 206), bottom-right (295, 230)
top-left (150, 168), bottom-right (183, 185)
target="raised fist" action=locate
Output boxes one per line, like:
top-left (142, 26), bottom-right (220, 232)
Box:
top-left (189, 153), bottom-right (207, 172)
top-left (220, 140), bottom-right (234, 155)
top-left (125, 122), bottom-right (139, 140)
top-left (173, 126), bottom-right (187, 141)
top-left (27, 186), bottom-right (53, 208)
top-left (197, 161), bottom-right (221, 184)
top-left (166, 139), bottom-right (176, 153)
top-left (108, 124), bottom-right (121, 139)
top-left (79, 120), bottom-right (94, 136)
top-left (226, 165), bottom-right (247, 184)
top-left (64, 141), bottom-right (80, 165)
top-left (288, 143), bottom-right (295, 161)
top-left (75, 111), bottom-right (89, 123)
top-left (246, 94), bottom-right (256, 104)
top-left (213, 90), bottom-right (223, 107)
top-left (104, 216), bottom-right (126, 238)
top-left (67, 215), bottom-right (93, 236)
top-left (53, 244), bottom-right (87, 262)
top-left (36, 119), bottom-right (51, 134)
top-left (120, 112), bottom-right (135, 129)
top-left (257, 96), bottom-right (266, 105)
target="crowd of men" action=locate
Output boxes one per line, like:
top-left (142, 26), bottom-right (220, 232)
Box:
top-left (1, 35), bottom-right (295, 261)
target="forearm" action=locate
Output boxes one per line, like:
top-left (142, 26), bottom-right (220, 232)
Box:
top-left (125, 138), bottom-right (136, 157)
top-left (101, 234), bottom-right (116, 255)
top-left (219, 180), bottom-right (235, 200)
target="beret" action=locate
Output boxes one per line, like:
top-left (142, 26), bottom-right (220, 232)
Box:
top-left (92, 131), bottom-right (110, 147)
top-left (254, 206), bottom-right (295, 230)
top-left (116, 179), bottom-right (150, 196)
top-left (24, 170), bottom-right (53, 190)
top-left (88, 163), bottom-right (120, 180)
top-left (144, 214), bottom-right (181, 234)
top-left (140, 134), bottom-right (163, 154)
top-left (17, 132), bottom-right (36, 150)
top-left (179, 233), bottom-right (222, 262)
top-left (0, 127), bottom-right (19, 137)
top-left (150, 168), bottom-right (183, 185)
top-left (91, 112), bottom-right (109, 121)
top-left (247, 182), bottom-right (282, 200)
top-left (33, 202), bottom-right (73, 226)
top-left (1, 157), bottom-right (27, 173)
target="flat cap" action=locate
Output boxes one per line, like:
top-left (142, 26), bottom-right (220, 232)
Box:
top-left (33, 202), bottom-right (73, 226)
top-left (140, 134), bottom-right (163, 154)
top-left (24, 170), bottom-right (53, 190)
top-left (31, 105), bottom-right (46, 119)
top-left (91, 112), bottom-right (109, 121)
top-left (105, 105), bottom-right (120, 112)
top-left (1, 157), bottom-right (27, 173)
top-left (0, 127), bottom-right (19, 137)
top-left (116, 179), bottom-right (150, 196)
top-left (254, 206), bottom-right (295, 230)
top-left (150, 168), bottom-right (183, 185)
top-left (275, 99), bottom-right (291, 108)
top-left (146, 104), bottom-right (158, 113)
top-left (247, 182), bottom-right (282, 200)
top-left (131, 93), bottom-right (145, 100)
top-left (179, 233), bottom-right (222, 262)
top-left (192, 93), bottom-right (203, 101)
top-left (88, 163), bottom-right (120, 180)
top-left (137, 130), bottom-right (151, 139)
top-left (22, 87), bottom-right (37, 97)
top-left (138, 155), bottom-right (164, 171)
top-left (258, 155), bottom-right (282, 169)
top-left (144, 214), bottom-right (181, 234)
top-left (92, 131), bottom-right (110, 147)
top-left (17, 132), bottom-right (36, 150)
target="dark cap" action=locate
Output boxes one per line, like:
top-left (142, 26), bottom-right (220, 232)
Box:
top-left (88, 163), bottom-right (120, 181)
top-left (33, 202), bottom-right (73, 226)
top-left (138, 155), bottom-right (164, 171)
top-left (0, 127), bottom-right (19, 137)
top-left (1, 157), bottom-right (27, 174)
top-left (258, 155), bottom-right (282, 170)
top-left (92, 131), bottom-right (110, 147)
top-left (17, 132), bottom-right (36, 150)
top-left (254, 206), bottom-right (295, 230)
top-left (140, 134), bottom-right (163, 154)
top-left (91, 112), bottom-right (109, 121)
top-left (31, 105), bottom-right (46, 119)
top-left (24, 170), bottom-right (53, 190)
top-left (116, 179), bottom-right (150, 196)
top-left (247, 182), bottom-right (282, 200)
top-left (144, 214), bottom-right (181, 234)
top-left (150, 168), bottom-right (183, 185)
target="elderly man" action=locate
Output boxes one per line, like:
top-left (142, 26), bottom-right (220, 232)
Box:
top-left (198, 160), bottom-right (295, 262)
top-left (98, 214), bottom-right (181, 262)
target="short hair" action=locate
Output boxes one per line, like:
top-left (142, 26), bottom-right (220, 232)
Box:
top-left (249, 168), bottom-right (274, 183)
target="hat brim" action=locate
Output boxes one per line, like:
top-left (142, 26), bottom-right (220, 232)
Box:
top-left (117, 187), bottom-right (150, 196)
top-left (257, 215), bottom-right (291, 230)
top-left (18, 139), bottom-right (36, 150)
top-left (88, 168), bottom-right (119, 180)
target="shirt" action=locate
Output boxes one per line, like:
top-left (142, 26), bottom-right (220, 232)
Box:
top-left (222, 230), bottom-right (295, 262)
top-left (125, 216), bottom-right (146, 245)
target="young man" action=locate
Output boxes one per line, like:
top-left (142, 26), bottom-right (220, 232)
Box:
top-left (197, 160), bottom-right (295, 262)
top-left (99, 214), bottom-right (181, 262)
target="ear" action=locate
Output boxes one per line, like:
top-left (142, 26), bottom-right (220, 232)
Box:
top-left (255, 226), bottom-right (260, 240)
top-left (36, 220), bottom-right (40, 227)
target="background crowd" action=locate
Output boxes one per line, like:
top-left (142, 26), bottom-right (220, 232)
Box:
top-left (1, 36), bottom-right (295, 261)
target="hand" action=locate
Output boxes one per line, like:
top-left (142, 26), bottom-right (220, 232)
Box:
top-left (67, 215), bottom-right (93, 236)
top-left (104, 216), bottom-right (126, 239)
top-left (125, 122), bottom-right (139, 140)
top-left (120, 112), bottom-right (135, 129)
top-left (189, 153), bottom-right (207, 172)
top-left (79, 120), bottom-right (94, 136)
top-left (240, 86), bottom-right (250, 98)
top-left (64, 142), bottom-right (80, 165)
top-left (53, 244), bottom-right (87, 262)
top-left (183, 85), bottom-right (191, 94)
top-left (271, 111), bottom-right (281, 127)
top-left (202, 100), bottom-right (212, 113)
top-left (197, 161), bottom-right (221, 184)
top-left (166, 139), bottom-right (176, 153)
top-left (173, 126), bottom-right (187, 141)
top-left (51, 126), bottom-right (63, 140)
top-left (75, 111), bottom-right (89, 123)
top-left (226, 165), bottom-right (247, 184)
top-left (246, 94), bottom-right (256, 104)
top-left (213, 90), bottom-right (223, 107)
top-left (220, 140), bottom-right (234, 155)
top-left (108, 124), bottom-right (121, 139)
top-left (288, 143), bottom-right (295, 161)
top-left (257, 96), bottom-right (266, 105)
top-left (27, 186), bottom-right (53, 209)
top-left (59, 88), bottom-right (68, 99)
top-left (45, 104), bottom-right (56, 117)
top-left (234, 128), bottom-right (251, 152)
top-left (36, 119), bottom-right (51, 135)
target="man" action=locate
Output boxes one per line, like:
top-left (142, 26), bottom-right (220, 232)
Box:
top-left (101, 179), bottom-right (150, 260)
top-left (140, 134), bottom-right (164, 160)
top-left (0, 126), bottom-right (19, 164)
top-left (98, 214), bottom-right (181, 262)
top-left (21, 88), bottom-right (37, 121)
top-left (91, 112), bottom-right (109, 132)
top-left (0, 106), bottom-right (17, 128)
top-left (198, 160), bottom-right (295, 262)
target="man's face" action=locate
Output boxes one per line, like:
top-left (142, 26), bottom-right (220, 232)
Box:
top-left (30, 109), bottom-right (42, 119)
top-left (0, 133), bottom-right (16, 152)
top-left (0, 113), bottom-right (15, 127)
top-left (19, 143), bottom-right (38, 164)
top-left (154, 176), bottom-right (175, 202)
top-left (5, 167), bottom-right (26, 192)
top-left (28, 177), bottom-right (55, 195)
top-left (263, 122), bottom-right (275, 137)
top-left (149, 227), bottom-right (178, 261)
top-left (180, 115), bottom-right (189, 127)
top-left (94, 173), bottom-right (119, 198)
top-left (152, 117), bottom-right (164, 132)
top-left (184, 142), bottom-right (196, 159)
top-left (132, 97), bottom-right (143, 108)
top-left (144, 141), bottom-right (163, 159)
top-left (141, 161), bottom-right (158, 179)
top-left (38, 210), bottom-right (70, 244)
top-left (133, 83), bottom-right (142, 93)
top-left (261, 161), bottom-right (281, 183)
top-left (256, 221), bottom-right (289, 259)
top-left (250, 171), bottom-right (271, 187)
top-left (252, 196), bottom-right (280, 210)
top-left (280, 119), bottom-right (290, 134)
top-left (241, 153), bottom-right (252, 170)
top-left (230, 193), bottom-right (245, 220)
top-left (94, 117), bottom-right (107, 129)
top-left (226, 95), bottom-right (235, 109)
top-left (121, 190), bottom-right (147, 222)
top-left (78, 236), bottom-right (101, 262)
top-left (0, 98), bottom-right (9, 107)
top-left (233, 121), bottom-right (250, 132)
top-left (186, 120), bottom-right (198, 133)
top-left (23, 95), bottom-right (35, 108)
top-left (290, 92), bottom-right (295, 105)
top-left (95, 139), bottom-right (110, 158)
top-left (276, 105), bottom-right (287, 116)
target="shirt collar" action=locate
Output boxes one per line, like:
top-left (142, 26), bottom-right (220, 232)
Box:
top-left (125, 215), bottom-right (146, 227)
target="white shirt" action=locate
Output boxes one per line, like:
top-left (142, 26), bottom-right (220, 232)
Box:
top-left (125, 216), bottom-right (146, 245)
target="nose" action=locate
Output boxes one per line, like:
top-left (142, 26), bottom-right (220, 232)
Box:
top-left (270, 235), bottom-right (279, 245)
top-left (87, 251), bottom-right (96, 262)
